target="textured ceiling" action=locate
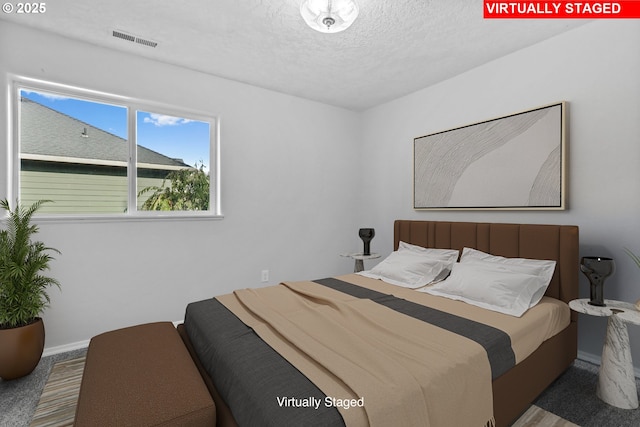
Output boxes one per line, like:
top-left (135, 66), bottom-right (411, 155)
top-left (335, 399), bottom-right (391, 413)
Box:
top-left (0, 0), bottom-right (588, 110)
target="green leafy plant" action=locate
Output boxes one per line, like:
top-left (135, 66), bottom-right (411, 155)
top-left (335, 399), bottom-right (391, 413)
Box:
top-left (0, 199), bottom-right (61, 329)
top-left (625, 248), bottom-right (640, 270)
top-left (138, 162), bottom-right (210, 211)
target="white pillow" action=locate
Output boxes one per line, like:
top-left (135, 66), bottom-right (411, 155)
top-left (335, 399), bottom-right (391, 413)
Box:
top-left (424, 249), bottom-right (556, 317)
top-left (398, 241), bottom-right (445, 254)
top-left (460, 247), bottom-right (556, 307)
top-left (358, 244), bottom-right (459, 288)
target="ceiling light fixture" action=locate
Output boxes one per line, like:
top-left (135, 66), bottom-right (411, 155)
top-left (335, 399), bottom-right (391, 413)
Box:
top-left (300, 0), bottom-right (359, 33)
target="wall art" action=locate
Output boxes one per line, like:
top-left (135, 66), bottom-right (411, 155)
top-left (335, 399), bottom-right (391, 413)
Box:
top-left (414, 102), bottom-right (566, 210)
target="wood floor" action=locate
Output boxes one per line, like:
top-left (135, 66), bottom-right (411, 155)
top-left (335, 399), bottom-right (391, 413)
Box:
top-left (512, 405), bottom-right (579, 427)
top-left (30, 357), bottom-right (85, 427)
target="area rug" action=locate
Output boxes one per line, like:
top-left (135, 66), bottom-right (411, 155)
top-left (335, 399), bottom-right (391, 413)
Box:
top-left (29, 357), bottom-right (85, 427)
top-left (534, 359), bottom-right (640, 427)
top-left (29, 356), bottom-right (577, 427)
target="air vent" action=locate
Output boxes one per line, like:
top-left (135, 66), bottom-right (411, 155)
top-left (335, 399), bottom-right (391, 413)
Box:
top-left (135, 37), bottom-right (158, 48)
top-left (112, 30), bottom-right (135, 43)
top-left (112, 30), bottom-right (158, 48)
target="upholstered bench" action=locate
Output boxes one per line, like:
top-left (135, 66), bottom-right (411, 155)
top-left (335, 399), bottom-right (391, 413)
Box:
top-left (74, 322), bottom-right (216, 427)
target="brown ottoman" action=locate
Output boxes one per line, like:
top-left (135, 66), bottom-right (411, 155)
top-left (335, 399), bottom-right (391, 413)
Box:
top-left (74, 322), bottom-right (215, 427)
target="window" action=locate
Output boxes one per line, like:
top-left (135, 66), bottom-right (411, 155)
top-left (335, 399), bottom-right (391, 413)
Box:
top-left (12, 78), bottom-right (220, 218)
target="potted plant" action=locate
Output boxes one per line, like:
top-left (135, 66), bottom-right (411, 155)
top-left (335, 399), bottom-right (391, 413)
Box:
top-left (0, 199), bottom-right (60, 380)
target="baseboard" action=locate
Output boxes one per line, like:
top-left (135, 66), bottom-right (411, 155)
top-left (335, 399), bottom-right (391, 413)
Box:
top-left (43, 340), bottom-right (89, 357)
top-left (577, 350), bottom-right (640, 379)
top-left (577, 350), bottom-right (601, 366)
top-left (43, 320), bottom-right (185, 357)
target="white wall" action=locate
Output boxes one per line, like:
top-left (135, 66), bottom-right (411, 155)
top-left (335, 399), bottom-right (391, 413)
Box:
top-left (3, 18), bottom-right (640, 368)
top-left (0, 21), bottom-right (364, 350)
top-left (361, 20), bottom-right (640, 367)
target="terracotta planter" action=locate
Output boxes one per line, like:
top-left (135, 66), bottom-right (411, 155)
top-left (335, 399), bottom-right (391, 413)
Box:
top-left (0, 318), bottom-right (45, 380)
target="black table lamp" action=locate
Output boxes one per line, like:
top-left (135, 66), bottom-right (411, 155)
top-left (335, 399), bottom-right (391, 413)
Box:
top-left (580, 256), bottom-right (615, 307)
top-left (359, 228), bottom-right (375, 256)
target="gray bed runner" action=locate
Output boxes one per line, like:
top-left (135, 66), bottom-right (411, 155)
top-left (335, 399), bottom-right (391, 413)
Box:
top-left (184, 298), bottom-right (345, 427)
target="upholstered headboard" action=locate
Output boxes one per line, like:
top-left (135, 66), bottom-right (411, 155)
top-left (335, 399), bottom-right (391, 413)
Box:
top-left (394, 220), bottom-right (579, 310)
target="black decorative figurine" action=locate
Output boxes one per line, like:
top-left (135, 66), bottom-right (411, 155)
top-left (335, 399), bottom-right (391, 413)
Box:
top-left (359, 228), bottom-right (375, 256)
top-left (580, 256), bottom-right (615, 307)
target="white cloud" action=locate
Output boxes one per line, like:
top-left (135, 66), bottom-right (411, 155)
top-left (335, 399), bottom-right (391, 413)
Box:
top-left (22, 90), bottom-right (70, 101)
top-left (143, 113), bottom-right (193, 127)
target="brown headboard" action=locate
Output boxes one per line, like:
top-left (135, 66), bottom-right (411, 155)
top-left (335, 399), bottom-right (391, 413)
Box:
top-left (394, 220), bottom-right (579, 309)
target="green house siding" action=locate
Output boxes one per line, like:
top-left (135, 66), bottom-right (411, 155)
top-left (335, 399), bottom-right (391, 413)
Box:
top-left (20, 161), bottom-right (170, 214)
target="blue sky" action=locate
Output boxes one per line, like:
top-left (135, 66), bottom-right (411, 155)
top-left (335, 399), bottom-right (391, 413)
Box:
top-left (21, 89), bottom-right (210, 170)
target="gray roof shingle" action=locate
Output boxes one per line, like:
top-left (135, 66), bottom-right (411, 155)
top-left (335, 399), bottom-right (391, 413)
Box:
top-left (20, 97), bottom-right (190, 168)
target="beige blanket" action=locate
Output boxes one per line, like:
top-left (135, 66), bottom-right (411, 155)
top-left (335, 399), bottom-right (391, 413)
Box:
top-left (343, 273), bottom-right (570, 364)
top-left (218, 279), bottom-right (496, 427)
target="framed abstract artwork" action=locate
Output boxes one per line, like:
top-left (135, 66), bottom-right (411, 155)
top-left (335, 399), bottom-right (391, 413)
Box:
top-left (414, 102), bottom-right (566, 210)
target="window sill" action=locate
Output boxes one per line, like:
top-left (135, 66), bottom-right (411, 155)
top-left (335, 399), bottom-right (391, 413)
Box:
top-left (32, 212), bottom-right (225, 224)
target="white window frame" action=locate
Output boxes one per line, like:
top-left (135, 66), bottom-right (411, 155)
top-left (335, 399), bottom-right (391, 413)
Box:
top-left (8, 75), bottom-right (222, 221)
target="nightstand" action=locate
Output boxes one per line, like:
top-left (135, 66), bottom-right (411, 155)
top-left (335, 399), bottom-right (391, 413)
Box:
top-left (341, 253), bottom-right (381, 273)
top-left (569, 298), bottom-right (640, 409)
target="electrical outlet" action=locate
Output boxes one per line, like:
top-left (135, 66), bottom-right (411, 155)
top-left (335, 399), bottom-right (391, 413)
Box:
top-left (261, 270), bottom-right (269, 283)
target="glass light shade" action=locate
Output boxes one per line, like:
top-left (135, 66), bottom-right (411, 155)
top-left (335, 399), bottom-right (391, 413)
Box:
top-left (300, 0), bottom-right (359, 33)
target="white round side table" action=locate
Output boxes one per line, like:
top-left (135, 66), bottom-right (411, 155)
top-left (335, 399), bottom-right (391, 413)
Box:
top-left (569, 298), bottom-right (640, 409)
top-left (341, 253), bottom-right (381, 272)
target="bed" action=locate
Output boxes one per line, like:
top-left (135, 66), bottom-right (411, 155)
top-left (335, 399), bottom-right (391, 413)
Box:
top-left (178, 220), bottom-right (579, 427)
